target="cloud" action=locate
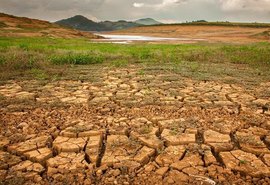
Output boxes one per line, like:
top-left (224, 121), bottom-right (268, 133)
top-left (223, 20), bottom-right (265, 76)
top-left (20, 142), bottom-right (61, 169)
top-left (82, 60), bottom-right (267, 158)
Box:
top-left (46, 0), bottom-right (105, 12)
top-left (0, 0), bottom-right (47, 13)
top-left (133, 0), bottom-right (185, 9)
top-left (156, 0), bottom-right (182, 9)
top-left (0, 0), bottom-right (270, 23)
top-left (0, 0), bottom-right (105, 21)
top-left (219, 0), bottom-right (270, 12)
top-left (162, 0), bottom-right (182, 6)
top-left (133, 3), bottom-right (144, 8)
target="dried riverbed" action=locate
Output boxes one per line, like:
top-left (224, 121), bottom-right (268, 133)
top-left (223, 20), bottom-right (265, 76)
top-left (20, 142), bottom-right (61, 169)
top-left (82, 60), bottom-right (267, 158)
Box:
top-left (0, 66), bottom-right (270, 185)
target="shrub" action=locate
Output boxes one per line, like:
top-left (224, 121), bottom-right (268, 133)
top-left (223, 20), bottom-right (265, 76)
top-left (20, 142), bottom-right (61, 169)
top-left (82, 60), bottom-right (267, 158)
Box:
top-left (50, 53), bottom-right (104, 65)
top-left (0, 50), bottom-right (44, 71)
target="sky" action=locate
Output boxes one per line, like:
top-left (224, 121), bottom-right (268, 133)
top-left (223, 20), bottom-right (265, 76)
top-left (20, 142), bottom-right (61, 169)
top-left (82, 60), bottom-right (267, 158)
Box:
top-left (0, 0), bottom-right (270, 23)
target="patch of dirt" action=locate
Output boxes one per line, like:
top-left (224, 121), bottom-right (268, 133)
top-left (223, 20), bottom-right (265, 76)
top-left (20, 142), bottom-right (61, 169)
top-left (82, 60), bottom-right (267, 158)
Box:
top-left (0, 66), bottom-right (270, 184)
top-left (109, 25), bottom-right (270, 43)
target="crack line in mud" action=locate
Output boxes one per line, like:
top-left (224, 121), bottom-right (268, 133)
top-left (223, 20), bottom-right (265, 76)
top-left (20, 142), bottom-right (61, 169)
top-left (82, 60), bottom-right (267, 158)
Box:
top-left (230, 132), bottom-right (240, 149)
top-left (96, 129), bottom-right (108, 167)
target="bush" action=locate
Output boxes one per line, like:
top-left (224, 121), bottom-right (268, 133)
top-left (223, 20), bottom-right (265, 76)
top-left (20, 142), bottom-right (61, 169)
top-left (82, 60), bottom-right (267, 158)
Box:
top-left (0, 50), bottom-right (44, 71)
top-left (50, 53), bottom-right (104, 65)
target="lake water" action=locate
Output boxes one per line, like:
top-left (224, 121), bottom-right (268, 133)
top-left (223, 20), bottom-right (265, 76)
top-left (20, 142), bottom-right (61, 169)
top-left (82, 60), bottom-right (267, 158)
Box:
top-left (94, 34), bottom-right (204, 44)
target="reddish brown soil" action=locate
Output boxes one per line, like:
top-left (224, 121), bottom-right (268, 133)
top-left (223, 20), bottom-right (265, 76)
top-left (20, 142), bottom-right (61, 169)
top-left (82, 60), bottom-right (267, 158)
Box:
top-left (0, 66), bottom-right (270, 184)
top-left (110, 25), bottom-right (270, 43)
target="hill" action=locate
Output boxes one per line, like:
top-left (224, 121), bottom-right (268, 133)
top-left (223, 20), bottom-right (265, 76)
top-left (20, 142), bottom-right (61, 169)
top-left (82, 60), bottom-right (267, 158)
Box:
top-left (0, 13), bottom-right (99, 38)
top-left (55, 15), bottom-right (104, 31)
top-left (56, 15), bottom-right (141, 31)
top-left (135, 18), bottom-right (161, 25)
top-left (100, 20), bottom-right (141, 31)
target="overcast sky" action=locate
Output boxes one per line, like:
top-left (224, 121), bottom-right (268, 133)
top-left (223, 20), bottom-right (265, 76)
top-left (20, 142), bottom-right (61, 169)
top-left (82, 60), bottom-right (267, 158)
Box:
top-left (1, 0), bottom-right (270, 23)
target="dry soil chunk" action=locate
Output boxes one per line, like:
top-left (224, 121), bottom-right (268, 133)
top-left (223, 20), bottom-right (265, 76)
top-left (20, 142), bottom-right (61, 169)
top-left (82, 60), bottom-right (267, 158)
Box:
top-left (156, 167), bottom-right (169, 177)
top-left (7, 135), bottom-right (52, 155)
top-left (161, 129), bottom-right (196, 146)
top-left (0, 151), bottom-right (22, 170)
top-left (164, 170), bottom-right (189, 184)
top-left (236, 131), bottom-right (270, 155)
top-left (60, 122), bottom-right (104, 138)
top-left (171, 154), bottom-right (204, 171)
top-left (130, 127), bottom-right (163, 149)
top-left (53, 136), bottom-right (87, 153)
top-left (108, 122), bottom-right (129, 135)
top-left (134, 146), bottom-right (155, 165)
top-left (102, 135), bottom-right (141, 166)
top-left (6, 160), bottom-right (44, 182)
top-left (46, 152), bottom-right (89, 179)
top-left (204, 130), bottom-right (231, 144)
top-left (220, 150), bottom-right (270, 177)
top-left (24, 147), bottom-right (53, 165)
top-left (10, 160), bottom-right (44, 174)
top-left (208, 142), bottom-right (234, 153)
top-left (182, 166), bottom-right (206, 176)
top-left (156, 145), bottom-right (186, 167)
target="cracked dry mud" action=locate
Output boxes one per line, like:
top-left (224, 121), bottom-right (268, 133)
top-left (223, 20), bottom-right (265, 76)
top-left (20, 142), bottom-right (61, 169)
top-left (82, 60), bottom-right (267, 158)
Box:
top-left (0, 66), bottom-right (270, 185)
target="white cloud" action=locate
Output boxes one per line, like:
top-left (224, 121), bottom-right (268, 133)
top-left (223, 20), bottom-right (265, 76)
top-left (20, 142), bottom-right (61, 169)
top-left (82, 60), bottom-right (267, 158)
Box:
top-left (133, 2), bottom-right (144, 8)
top-left (155, 0), bottom-right (181, 9)
top-left (162, 0), bottom-right (182, 6)
top-left (133, 0), bottom-right (185, 10)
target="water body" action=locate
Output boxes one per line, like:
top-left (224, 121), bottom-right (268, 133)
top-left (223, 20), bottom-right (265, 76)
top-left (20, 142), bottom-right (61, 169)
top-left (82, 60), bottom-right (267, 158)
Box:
top-left (94, 34), bottom-right (204, 44)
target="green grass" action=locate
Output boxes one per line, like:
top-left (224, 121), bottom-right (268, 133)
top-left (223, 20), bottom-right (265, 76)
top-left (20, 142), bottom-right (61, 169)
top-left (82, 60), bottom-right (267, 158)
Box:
top-left (50, 53), bottom-right (104, 65)
top-left (111, 59), bottom-right (129, 67)
top-left (0, 36), bottom-right (270, 86)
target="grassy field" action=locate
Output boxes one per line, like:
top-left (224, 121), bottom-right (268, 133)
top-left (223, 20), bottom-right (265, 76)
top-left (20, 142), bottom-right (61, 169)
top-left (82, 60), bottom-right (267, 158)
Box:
top-left (0, 37), bottom-right (270, 87)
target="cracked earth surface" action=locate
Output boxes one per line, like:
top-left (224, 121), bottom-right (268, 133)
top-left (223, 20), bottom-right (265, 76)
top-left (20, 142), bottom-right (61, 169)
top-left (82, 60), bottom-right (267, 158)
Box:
top-left (0, 66), bottom-right (270, 184)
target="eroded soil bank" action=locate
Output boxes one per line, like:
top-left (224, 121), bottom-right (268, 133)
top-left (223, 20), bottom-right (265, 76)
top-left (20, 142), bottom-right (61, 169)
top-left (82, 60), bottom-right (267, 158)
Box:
top-left (0, 66), bottom-right (270, 185)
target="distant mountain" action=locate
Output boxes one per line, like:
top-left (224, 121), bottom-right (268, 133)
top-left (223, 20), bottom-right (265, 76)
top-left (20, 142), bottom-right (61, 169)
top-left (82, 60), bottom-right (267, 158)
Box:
top-left (55, 15), bottom-right (141, 31)
top-left (0, 13), bottom-right (99, 39)
top-left (135, 18), bottom-right (162, 25)
top-left (56, 15), bottom-right (104, 31)
top-left (100, 20), bottom-right (141, 31)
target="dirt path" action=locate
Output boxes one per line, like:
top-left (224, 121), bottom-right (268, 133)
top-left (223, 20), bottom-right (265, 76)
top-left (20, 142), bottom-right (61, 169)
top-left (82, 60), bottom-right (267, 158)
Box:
top-left (0, 66), bottom-right (270, 185)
